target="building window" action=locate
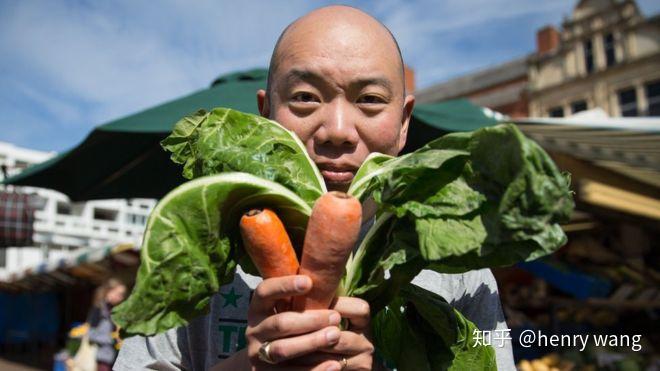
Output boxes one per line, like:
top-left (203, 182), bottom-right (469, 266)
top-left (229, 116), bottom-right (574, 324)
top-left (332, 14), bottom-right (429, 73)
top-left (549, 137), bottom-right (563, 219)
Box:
top-left (0, 249), bottom-right (6, 268)
top-left (548, 107), bottom-right (564, 117)
top-left (93, 208), bottom-right (118, 221)
top-left (618, 88), bottom-right (637, 117)
top-left (646, 80), bottom-right (660, 116)
top-left (604, 33), bottom-right (616, 67)
top-left (583, 39), bottom-right (594, 73)
top-left (571, 100), bottom-right (587, 114)
top-left (56, 202), bottom-right (72, 215)
top-left (127, 213), bottom-right (147, 225)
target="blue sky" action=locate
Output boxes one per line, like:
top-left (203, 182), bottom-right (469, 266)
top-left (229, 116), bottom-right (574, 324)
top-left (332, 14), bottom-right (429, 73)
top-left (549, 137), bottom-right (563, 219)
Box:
top-left (1, 0), bottom-right (659, 152)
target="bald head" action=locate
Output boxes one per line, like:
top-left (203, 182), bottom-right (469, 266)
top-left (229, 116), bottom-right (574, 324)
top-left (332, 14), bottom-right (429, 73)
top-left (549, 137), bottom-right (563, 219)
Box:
top-left (266, 5), bottom-right (405, 97)
top-left (256, 5), bottom-right (415, 192)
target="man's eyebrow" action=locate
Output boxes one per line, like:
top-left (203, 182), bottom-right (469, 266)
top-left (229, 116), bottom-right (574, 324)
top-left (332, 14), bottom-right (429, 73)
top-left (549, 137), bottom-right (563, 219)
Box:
top-left (352, 76), bottom-right (393, 92)
top-left (284, 69), bottom-right (325, 85)
top-left (284, 69), bottom-right (393, 92)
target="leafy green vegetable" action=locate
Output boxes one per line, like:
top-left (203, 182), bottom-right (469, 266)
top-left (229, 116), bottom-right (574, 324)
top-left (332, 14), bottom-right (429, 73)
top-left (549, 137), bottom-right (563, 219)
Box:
top-left (161, 108), bottom-right (326, 206)
top-left (373, 284), bottom-right (496, 371)
top-left (347, 152), bottom-right (394, 198)
top-left (113, 108), bottom-right (574, 370)
top-left (344, 124), bottom-right (574, 307)
top-left (113, 173), bottom-right (310, 336)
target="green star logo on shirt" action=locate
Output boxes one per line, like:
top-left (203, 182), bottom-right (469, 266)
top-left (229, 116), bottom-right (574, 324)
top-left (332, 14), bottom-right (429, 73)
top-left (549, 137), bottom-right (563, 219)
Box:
top-left (221, 287), bottom-right (242, 308)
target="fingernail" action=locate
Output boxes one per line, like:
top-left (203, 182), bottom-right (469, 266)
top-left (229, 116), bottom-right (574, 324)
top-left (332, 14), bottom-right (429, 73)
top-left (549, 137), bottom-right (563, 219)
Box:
top-left (329, 312), bottom-right (341, 325)
top-left (326, 363), bottom-right (341, 371)
top-left (294, 276), bottom-right (309, 292)
top-left (326, 328), bottom-right (340, 343)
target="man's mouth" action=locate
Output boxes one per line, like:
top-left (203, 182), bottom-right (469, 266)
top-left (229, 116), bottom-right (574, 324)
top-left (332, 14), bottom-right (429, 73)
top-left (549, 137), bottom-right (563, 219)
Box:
top-left (317, 163), bottom-right (358, 184)
top-left (320, 169), bottom-right (355, 183)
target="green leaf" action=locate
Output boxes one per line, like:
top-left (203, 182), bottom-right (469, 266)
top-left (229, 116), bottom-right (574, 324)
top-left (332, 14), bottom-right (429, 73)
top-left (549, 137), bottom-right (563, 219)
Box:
top-left (346, 216), bottom-right (426, 313)
top-left (347, 124), bottom-right (573, 283)
top-left (161, 108), bottom-right (326, 206)
top-left (112, 173), bottom-right (311, 337)
top-left (372, 284), bottom-right (496, 371)
top-left (347, 152), bottom-right (394, 200)
top-left (372, 296), bottom-right (432, 371)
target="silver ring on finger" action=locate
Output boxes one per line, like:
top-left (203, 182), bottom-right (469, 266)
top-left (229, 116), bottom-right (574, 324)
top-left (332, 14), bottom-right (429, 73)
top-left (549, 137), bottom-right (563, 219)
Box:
top-left (258, 341), bottom-right (276, 364)
top-left (340, 357), bottom-right (348, 370)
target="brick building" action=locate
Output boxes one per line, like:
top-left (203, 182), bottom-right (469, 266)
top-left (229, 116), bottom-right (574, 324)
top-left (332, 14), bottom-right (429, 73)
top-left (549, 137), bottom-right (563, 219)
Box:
top-left (529, 0), bottom-right (660, 117)
top-left (416, 0), bottom-right (660, 119)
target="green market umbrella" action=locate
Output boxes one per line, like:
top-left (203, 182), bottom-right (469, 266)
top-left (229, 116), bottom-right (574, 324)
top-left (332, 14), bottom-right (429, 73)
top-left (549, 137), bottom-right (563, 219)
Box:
top-left (402, 99), bottom-right (500, 153)
top-left (5, 69), bottom-right (267, 201)
top-left (4, 69), bottom-right (497, 200)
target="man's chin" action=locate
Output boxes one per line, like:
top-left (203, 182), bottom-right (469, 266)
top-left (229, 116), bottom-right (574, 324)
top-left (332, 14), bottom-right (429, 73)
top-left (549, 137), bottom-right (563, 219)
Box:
top-left (325, 180), bottom-right (351, 193)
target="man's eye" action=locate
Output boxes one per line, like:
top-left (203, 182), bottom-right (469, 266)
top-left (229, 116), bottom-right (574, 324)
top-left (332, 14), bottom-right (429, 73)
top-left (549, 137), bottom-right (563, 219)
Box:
top-left (357, 95), bottom-right (386, 104)
top-left (291, 92), bottom-right (319, 103)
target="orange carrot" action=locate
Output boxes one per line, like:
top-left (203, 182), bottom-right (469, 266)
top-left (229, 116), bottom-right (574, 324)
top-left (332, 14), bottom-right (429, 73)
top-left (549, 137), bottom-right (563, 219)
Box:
top-left (239, 208), bottom-right (300, 279)
top-left (292, 192), bottom-right (362, 311)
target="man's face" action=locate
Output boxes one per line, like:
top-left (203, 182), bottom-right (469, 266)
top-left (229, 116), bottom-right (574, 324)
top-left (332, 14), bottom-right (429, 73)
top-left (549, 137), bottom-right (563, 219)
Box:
top-left (258, 20), bottom-right (414, 192)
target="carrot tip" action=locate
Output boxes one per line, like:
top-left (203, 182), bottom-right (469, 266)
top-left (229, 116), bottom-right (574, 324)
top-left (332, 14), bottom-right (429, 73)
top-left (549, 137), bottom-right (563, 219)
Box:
top-left (245, 209), bottom-right (263, 217)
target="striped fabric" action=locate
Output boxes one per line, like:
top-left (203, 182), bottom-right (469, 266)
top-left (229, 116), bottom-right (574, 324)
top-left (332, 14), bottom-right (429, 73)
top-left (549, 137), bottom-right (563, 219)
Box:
top-left (0, 191), bottom-right (34, 247)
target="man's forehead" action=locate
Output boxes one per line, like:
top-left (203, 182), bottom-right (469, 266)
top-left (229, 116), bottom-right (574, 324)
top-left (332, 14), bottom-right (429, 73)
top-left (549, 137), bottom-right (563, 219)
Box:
top-left (281, 67), bottom-right (394, 92)
top-left (266, 5), bottom-right (404, 94)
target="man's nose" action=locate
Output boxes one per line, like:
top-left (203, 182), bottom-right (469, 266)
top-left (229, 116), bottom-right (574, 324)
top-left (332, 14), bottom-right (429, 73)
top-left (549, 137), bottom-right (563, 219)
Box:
top-left (314, 100), bottom-right (359, 147)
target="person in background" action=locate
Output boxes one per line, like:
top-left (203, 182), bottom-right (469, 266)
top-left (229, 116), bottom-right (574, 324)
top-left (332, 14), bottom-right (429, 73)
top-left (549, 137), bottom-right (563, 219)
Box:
top-left (87, 277), bottom-right (127, 371)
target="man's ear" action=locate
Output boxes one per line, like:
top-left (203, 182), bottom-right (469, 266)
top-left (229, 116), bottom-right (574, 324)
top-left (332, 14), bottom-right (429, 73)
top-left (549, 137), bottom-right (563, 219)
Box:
top-left (397, 94), bottom-right (415, 154)
top-left (257, 89), bottom-right (270, 118)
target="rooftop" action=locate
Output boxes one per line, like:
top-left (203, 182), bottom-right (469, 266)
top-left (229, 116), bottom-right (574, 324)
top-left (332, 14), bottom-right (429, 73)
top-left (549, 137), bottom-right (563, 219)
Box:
top-left (415, 56), bottom-right (529, 104)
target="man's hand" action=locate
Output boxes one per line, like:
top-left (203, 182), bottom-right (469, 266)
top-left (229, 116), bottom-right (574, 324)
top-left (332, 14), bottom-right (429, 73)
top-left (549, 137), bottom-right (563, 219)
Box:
top-left (245, 275), bottom-right (374, 370)
top-left (292, 296), bottom-right (375, 371)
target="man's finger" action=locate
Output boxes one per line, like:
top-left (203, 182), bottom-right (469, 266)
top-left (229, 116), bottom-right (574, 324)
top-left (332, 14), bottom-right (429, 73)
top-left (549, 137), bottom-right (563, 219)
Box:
top-left (254, 310), bottom-right (341, 341)
top-left (261, 326), bottom-right (341, 364)
top-left (289, 352), bottom-right (347, 366)
top-left (290, 352), bottom-right (372, 371)
top-left (249, 275), bottom-right (311, 315)
top-left (331, 297), bottom-right (371, 330)
top-left (321, 331), bottom-right (374, 355)
top-left (257, 360), bottom-right (341, 371)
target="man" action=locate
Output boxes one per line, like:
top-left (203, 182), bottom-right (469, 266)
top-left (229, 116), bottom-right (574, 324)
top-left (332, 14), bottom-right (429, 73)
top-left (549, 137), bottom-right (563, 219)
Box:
top-left (114, 5), bottom-right (515, 371)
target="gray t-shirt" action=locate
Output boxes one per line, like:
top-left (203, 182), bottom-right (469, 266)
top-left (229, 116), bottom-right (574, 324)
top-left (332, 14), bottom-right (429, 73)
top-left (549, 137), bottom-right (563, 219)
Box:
top-left (114, 266), bottom-right (514, 370)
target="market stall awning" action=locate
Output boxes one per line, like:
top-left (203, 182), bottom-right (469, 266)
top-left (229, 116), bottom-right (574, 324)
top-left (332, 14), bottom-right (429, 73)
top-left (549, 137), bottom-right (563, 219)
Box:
top-left (3, 69), bottom-right (497, 200)
top-left (0, 243), bottom-right (140, 292)
top-left (513, 116), bottom-right (660, 221)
